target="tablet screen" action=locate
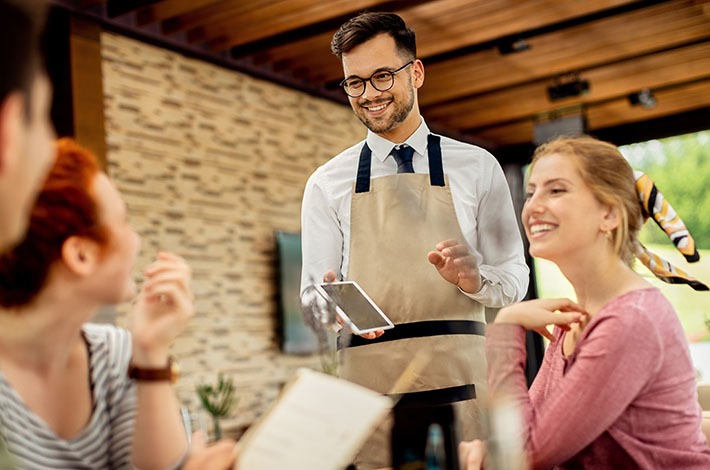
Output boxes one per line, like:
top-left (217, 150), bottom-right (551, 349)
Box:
top-left (318, 282), bottom-right (393, 333)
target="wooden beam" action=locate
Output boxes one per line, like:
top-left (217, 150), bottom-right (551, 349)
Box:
top-left (161, 0), bottom-right (282, 35)
top-left (427, 43), bottom-right (710, 131)
top-left (405, 0), bottom-right (647, 59)
top-left (468, 80), bottom-right (710, 147)
top-left (420, 0), bottom-right (710, 106)
top-left (226, 0), bottom-right (436, 58)
top-left (106, 0), bottom-right (161, 18)
top-left (69, 16), bottom-right (107, 169)
top-left (137, 0), bottom-right (224, 26)
top-left (197, 0), bottom-right (416, 51)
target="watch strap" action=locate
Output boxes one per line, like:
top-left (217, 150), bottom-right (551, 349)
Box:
top-left (128, 356), bottom-right (178, 383)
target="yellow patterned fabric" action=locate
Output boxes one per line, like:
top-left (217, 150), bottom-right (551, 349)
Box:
top-left (634, 171), bottom-right (708, 291)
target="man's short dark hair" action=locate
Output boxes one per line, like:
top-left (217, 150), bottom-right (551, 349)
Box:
top-left (331, 12), bottom-right (416, 60)
top-left (0, 0), bottom-right (48, 113)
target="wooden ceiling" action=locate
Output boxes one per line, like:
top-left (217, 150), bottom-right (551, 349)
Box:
top-left (55, 0), bottom-right (710, 157)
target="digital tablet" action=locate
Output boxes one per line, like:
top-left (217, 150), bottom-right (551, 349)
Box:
top-left (314, 281), bottom-right (394, 335)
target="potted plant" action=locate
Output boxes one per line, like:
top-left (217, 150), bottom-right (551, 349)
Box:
top-left (195, 373), bottom-right (237, 440)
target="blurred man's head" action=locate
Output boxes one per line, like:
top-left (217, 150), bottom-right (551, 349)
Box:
top-left (0, 0), bottom-right (55, 252)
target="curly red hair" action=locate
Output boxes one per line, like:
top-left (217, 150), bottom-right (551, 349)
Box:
top-left (0, 138), bottom-right (106, 307)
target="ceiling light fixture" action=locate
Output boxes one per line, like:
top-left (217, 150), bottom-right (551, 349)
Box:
top-left (498, 37), bottom-right (531, 55)
top-left (547, 74), bottom-right (590, 101)
top-left (628, 88), bottom-right (657, 109)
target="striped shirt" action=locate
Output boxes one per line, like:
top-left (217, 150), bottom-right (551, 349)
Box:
top-left (0, 323), bottom-right (136, 469)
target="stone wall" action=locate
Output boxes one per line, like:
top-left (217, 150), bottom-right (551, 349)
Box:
top-left (101, 32), bottom-right (364, 433)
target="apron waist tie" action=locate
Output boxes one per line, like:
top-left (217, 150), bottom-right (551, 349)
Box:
top-left (389, 384), bottom-right (476, 407)
top-left (338, 319), bottom-right (486, 349)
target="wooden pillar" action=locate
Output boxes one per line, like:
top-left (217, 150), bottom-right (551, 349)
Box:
top-left (69, 16), bottom-right (108, 170)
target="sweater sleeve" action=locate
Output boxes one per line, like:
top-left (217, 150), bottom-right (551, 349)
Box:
top-left (487, 305), bottom-right (662, 469)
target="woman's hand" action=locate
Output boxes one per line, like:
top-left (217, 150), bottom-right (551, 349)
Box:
top-left (459, 439), bottom-right (487, 470)
top-left (183, 431), bottom-right (238, 470)
top-left (427, 239), bottom-right (482, 294)
top-left (494, 298), bottom-right (586, 341)
top-left (130, 252), bottom-right (195, 366)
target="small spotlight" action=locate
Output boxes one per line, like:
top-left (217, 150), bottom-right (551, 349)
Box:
top-left (498, 38), bottom-right (531, 55)
top-left (628, 88), bottom-right (657, 109)
top-left (547, 75), bottom-right (590, 101)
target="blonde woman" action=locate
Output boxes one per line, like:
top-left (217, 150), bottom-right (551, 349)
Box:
top-left (461, 136), bottom-right (710, 469)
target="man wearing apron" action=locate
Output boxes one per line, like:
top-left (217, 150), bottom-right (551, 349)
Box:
top-left (301, 12), bottom-right (529, 469)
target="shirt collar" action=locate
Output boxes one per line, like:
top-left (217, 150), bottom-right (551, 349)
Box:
top-left (366, 117), bottom-right (431, 162)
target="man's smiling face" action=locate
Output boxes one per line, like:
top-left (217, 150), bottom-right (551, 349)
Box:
top-left (341, 33), bottom-right (423, 142)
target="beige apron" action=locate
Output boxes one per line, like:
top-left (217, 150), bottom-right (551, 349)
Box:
top-left (342, 135), bottom-right (487, 469)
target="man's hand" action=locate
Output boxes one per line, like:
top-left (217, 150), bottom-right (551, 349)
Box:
top-left (459, 439), bottom-right (487, 470)
top-left (427, 239), bottom-right (482, 294)
top-left (322, 270), bottom-right (384, 340)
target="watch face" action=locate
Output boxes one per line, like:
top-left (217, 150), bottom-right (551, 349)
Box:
top-left (170, 360), bottom-right (181, 382)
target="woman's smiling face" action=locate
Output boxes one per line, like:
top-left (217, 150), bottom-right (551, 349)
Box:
top-left (522, 152), bottom-right (610, 264)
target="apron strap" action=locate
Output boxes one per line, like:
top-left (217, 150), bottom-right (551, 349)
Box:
top-left (427, 134), bottom-right (445, 187)
top-left (389, 384), bottom-right (476, 407)
top-left (354, 135), bottom-right (446, 193)
top-left (338, 320), bottom-right (486, 349)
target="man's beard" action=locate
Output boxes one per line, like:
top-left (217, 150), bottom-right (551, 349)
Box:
top-left (355, 85), bottom-right (415, 135)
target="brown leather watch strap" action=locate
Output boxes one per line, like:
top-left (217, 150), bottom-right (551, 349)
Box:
top-left (128, 356), bottom-right (179, 383)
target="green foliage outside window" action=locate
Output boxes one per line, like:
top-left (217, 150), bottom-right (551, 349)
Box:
top-left (620, 131), bottom-right (710, 249)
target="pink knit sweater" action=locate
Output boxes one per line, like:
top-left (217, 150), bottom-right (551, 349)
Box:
top-left (486, 288), bottom-right (710, 469)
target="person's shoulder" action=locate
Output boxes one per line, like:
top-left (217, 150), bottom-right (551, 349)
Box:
top-left (82, 322), bottom-right (131, 350)
top-left (597, 287), bottom-right (676, 332)
top-left (613, 287), bottom-right (673, 315)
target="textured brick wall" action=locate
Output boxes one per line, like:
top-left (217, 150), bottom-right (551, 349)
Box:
top-left (101, 32), bottom-right (364, 433)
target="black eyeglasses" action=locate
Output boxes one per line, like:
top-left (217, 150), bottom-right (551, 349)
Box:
top-left (339, 61), bottom-right (414, 98)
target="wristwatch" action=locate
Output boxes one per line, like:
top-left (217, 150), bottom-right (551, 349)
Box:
top-left (128, 356), bottom-right (180, 383)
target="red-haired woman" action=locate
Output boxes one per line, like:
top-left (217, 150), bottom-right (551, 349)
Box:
top-left (0, 138), bottom-right (192, 469)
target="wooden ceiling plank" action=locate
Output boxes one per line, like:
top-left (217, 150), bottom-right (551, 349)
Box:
top-left (427, 43), bottom-right (710, 130)
top-left (251, 0), bottom-right (620, 79)
top-left (137, 0), bottom-right (225, 25)
top-left (587, 80), bottom-right (710, 129)
top-left (474, 80), bottom-right (710, 147)
top-left (227, 0), bottom-right (438, 58)
top-left (408, 0), bottom-right (643, 59)
top-left (420, 1), bottom-right (710, 105)
top-left (201, 0), bottom-right (432, 51)
top-left (106, 0), bottom-right (162, 18)
top-left (294, 0), bottom-right (685, 87)
top-left (162, 0), bottom-right (281, 35)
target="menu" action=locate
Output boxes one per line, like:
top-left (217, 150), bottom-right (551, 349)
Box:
top-left (235, 368), bottom-right (392, 470)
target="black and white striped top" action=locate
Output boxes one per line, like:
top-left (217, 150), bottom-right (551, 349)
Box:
top-left (0, 324), bottom-right (137, 469)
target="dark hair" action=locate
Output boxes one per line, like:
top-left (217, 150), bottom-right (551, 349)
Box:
top-left (0, 0), bottom-right (48, 116)
top-left (0, 138), bottom-right (106, 308)
top-left (331, 12), bottom-right (416, 60)
top-left (531, 136), bottom-right (642, 266)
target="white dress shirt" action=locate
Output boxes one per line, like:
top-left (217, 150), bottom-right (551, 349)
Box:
top-left (300, 119), bottom-right (529, 308)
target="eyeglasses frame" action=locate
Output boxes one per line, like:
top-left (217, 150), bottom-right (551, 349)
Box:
top-left (339, 61), bottom-right (414, 98)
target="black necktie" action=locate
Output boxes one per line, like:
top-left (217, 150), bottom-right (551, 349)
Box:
top-left (391, 145), bottom-right (415, 174)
